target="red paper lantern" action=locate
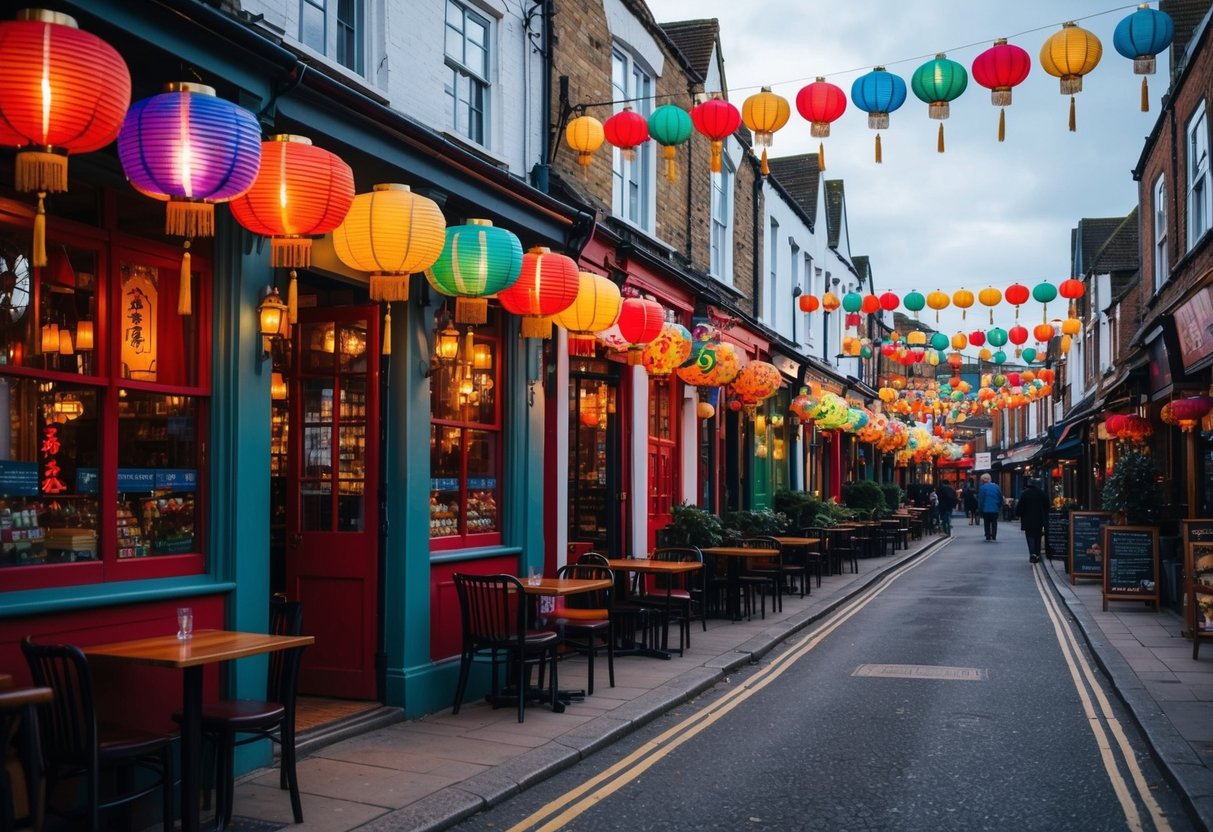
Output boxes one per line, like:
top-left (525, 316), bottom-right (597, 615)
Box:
top-left (799, 294), bottom-right (819, 313)
top-left (1005, 283), bottom-right (1030, 319)
top-left (690, 93), bottom-right (741, 173)
top-left (498, 246), bottom-right (580, 338)
top-left (1170, 396), bottom-right (1213, 431)
top-left (879, 291), bottom-right (899, 311)
top-left (0, 10), bottom-right (131, 265)
top-left (1008, 325), bottom-right (1029, 345)
top-left (861, 294), bottom-right (881, 315)
top-left (603, 105), bottom-right (650, 162)
top-left (1104, 413), bottom-right (1128, 438)
top-left (969, 330), bottom-right (987, 347)
top-left (598, 297), bottom-right (664, 363)
top-left (970, 38), bottom-right (1031, 141)
top-left (795, 77), bottom-right (847, 170)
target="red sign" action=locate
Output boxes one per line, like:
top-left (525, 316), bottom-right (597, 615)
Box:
top-left (41, 426), bottom-right (66, 494)
top-left (1174, 285), bottom-right (1213, 373)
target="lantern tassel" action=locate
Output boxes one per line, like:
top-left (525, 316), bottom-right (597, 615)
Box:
top-left (166, 201), bottom-right (214, 238)
top-left (998, 108), bottom-right (1006, 143)
top-left (271, 237), bottom-right (313, 270)
top-left (1068, 96), bottom-right (1076, 132)
top-left (818, 142), bottom-right (826, 172)
top-left (937, 123), bottom-right (945, 154)
top-left (33, 193), bottom-right (47, 268)
top-left (287, 269), bottom-right (298, 325)
top-left (455, 297), bottom-right (488, 326)
top-left (710, 140), bottom-right (722, 174)
top-left (382, 306), bottom-right (391, 356)
top-left (874, 134), bottom-right (882, 165)
top-left (760, 148), bottom-right (769, 177)
top-left (368, 274), bottom-right (409, 303)
top-left (1141, 77), bottom-right (1149, 113)
top-left (663, 146), bottom-right (677, 182)
top-left (178, 241), bottom-right (193, 316)
top-left (520, 316), bottom-right (553, 339)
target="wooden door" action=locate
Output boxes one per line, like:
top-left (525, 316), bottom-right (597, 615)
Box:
top-left (647, 375), bottom-right (678, 552)
top-left (285, 306), bottom-right (379, 699)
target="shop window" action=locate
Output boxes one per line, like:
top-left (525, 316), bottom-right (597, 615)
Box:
top-left (430, 316), bottom-right (502, 549)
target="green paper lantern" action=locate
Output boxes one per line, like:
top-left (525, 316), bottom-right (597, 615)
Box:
top-left (992, 350), bottom-right (1007, 364)
top-left (648, 104), bottom-right (693, 181)
top-left (1021, 347), bottom-right (1038, 363)
top-left (903, 291), bottom-right (926, 312)
top-left (842, 291), bottom-right (863, 313)
top-left (987, 327), bottom-right (1008, 347)
top-left (426, 219), bottom-right (524, 324)
top-left (930, 332), bottom-right (949, 351)
top-left (911, 54), bottom-right (968, 152)
top-left (1031, 281), bottom-right (1058, 304)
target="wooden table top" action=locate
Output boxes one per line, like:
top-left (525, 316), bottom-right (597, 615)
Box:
top-left (0, 673), bottom-right (11, 691)
top-left (83, 630), bottom-right (315, 670)
top-left (0, 686), bottom-right (52, 709)
top-left (605, 558), bottom-right (703, 573)
top-left (771, 537), bottom-right (821, 547)
top-left (521, 577), bottom-right (613, 596)
top-left (702, 546), bottom-right (779, 558)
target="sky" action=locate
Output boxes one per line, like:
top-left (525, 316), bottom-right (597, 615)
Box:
top-left (645, 0), bottom-right (1167, 338)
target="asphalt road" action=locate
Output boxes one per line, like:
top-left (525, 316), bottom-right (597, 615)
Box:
top-left (453, 520), bottom-right (1196, 832)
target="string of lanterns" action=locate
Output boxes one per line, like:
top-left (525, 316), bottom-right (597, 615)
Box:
top-left (564, 5), bottom-right (1174, 171)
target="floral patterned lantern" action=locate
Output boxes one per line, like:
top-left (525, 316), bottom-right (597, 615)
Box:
top-left (648, 104), bottom-right (693, 181)
top-left (690, 93), bottom-right (741, 173)
top-left (971, 38), bottom-right (1031, 141)
top-left (676, 339), bottom-right (741, 388)
top-left (1113, 4), bottom-right (1174, 111)
top-left (0, 10), bottom-right (131, 265)
top-left (641, 321), bottom-right (692, 376)
top-left (554, 272), bottom-right (622, 354)
top-left (742, 87), bottom-right (791, 175)
top-left (597, 296), bottom-right (664, 362)
top-left (789, 388), bottom-right (818, 421)
top-left (603, 104), bottom-right (649, 162)
top-left (426, 220), bottom-right (524, 325)
top-left (498, 246), bottom-right (580, 338)
top-left (795, 77), bottom-right (847, 170)
top-left (911, 53), bottom-right (968, 153)
top-left (1039, 22), bottom-right (1103, 132)
top-left (850, 67), bottom-right (907, 164)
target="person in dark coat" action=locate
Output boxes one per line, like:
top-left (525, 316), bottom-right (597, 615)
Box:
top-left (935, 482), bottom-right (957, 536)
top-left (1015, 479), bottom-right (1049, 563)
top-left (961, 482), bottom-right (979, 524)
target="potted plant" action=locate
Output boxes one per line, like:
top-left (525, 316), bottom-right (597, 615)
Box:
top-left (721, 508), bottom-right (789, 543)
top-left (664, 503), bottom-right (723, 548)
top-left (1100, 449), bottom-right (1161, 525)
top-left (842, 480), bottom-right (888, 519)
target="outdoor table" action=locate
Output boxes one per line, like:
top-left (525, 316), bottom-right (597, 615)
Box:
top-left (771, 537), bottom-right (823, 591)
top-left (701, 546), bottom-right (779, 621)
top-left (518, 577), bottom-right (612, 704)
top-left (605, 558), bottom-right (704, 659)
top-left (84, 630), bottom-right (314, 832)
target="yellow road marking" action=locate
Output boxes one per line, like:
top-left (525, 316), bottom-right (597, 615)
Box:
top-left (507, 545), bottom-right (943, 832)
top-left (1032, 565), bottom-right (1171, 832)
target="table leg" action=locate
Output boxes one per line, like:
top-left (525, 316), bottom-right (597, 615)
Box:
top-left (181, 665), bottom-right (202, 832)
top-left (727, 558), bottom-right (742, 621)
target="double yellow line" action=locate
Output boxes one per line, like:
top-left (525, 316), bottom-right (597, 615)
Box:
top-left (1031, 564), bottom-right (1172, 832)
top-left (507, 548), bottom-right (940, 832)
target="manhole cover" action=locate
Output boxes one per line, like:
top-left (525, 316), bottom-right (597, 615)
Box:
top-left (853, 664), bottom-right (988, 681)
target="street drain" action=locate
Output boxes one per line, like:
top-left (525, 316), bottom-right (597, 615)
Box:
top-left (853, 663), bottom-right (988, 681)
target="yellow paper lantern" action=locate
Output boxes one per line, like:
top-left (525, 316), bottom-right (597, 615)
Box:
top-left (906, 330), bottom-right (927, 346)
top-left (566, 115), bottom-right (605, 167)
top-left (952, 288), bottom-right (974, 319)
top-left (951, 332), bottom-right (968, 350)
top-left (1039, 22), bottom-right (1103, 131)
top-left (926, 290), bottom-right (950, 322)
top-left (741, 86), bottom-right (791, 175)
top-left (1060, 334), bottom-right (1073, 353)
top-left (641, 322), bottom-right (693, 376)
top-left (821, 291), bottom-right (840, 312)
top-left (554, 272), bottom-right (622, 352)
top-left (1061, 317), bottom-right (1081, 336)
top-left (979, 347), bottom-right (992, 361)
top-left (978, 286), bottom-right (1002, 324)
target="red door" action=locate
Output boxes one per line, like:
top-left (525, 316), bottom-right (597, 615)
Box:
top-left (647, 376), bottom-right (678, 552)
top-left (286, 306), bottom-right (379, 699)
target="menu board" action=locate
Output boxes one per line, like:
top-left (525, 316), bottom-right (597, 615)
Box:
top-left (1102, 526), bottom-right (1159, 610)
top-left (1069, 512), bottom-right (1112, 583)
top-left (1046, 513), bottom-right (1069, 562)
top-left (1182, 519), bottom-right (1213, 644)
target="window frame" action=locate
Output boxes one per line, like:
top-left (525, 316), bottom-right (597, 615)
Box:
top-left (299, 0), bottom-right (366, 76)
top-left (445, 0), bottom-right (492, 148)
top-left (1153, 173), bottom-right (1168, 291)
top-left (709, 156), bottom-right (734, 280)
top-left (767, 217), bottom-right (780, 324)
top-left (610, 46), bottom-right (655, 232)
top-left (1188, 101), bottom-right (1210, 249)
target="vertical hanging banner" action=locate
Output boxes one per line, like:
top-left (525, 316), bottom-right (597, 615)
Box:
top-left (121, 264), bottom-right (158, 380)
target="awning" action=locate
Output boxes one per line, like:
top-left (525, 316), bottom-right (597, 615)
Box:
top-left (1047, 437), bottom-right (1084, 459)
top-left (938, 456), bottom-right (974, 468)
top-left (998, 441), bottom-right (1046, 467)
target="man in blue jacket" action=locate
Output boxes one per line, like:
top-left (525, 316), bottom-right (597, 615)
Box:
top-left (977, 473), bottom-right (1003, 541)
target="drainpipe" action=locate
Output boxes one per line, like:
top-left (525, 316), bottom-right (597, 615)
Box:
top-left (752, 164), bottom-right (763, 317)
top-left (529, 0), bottom-right (553, 192)
top-left (685, 86), bottom-right (696, 262)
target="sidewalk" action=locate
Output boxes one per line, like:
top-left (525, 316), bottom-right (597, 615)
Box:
top-left (223, 531), bottom-right (1213, 832)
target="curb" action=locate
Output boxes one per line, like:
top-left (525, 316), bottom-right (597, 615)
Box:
top-left (1040, 560), bottom-right (1213, 832)
top-left (355, 535), bottom-right (951, 832)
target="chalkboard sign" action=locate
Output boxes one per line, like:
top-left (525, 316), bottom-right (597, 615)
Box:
top-left (1102, 526), bottom-right (1159, 611)
top-left (1069, 512), bottom-right (1112, 583)
top-left (1182, 519), bottom-right (1213, 650)
top-left (1046, 513), bottom-right (1069, 562)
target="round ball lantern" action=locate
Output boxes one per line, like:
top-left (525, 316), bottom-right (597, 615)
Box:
top-left (971, 38), bottom-right (1031, 141)
top-left (603, 104), bottom-right (649, 162)
top-left (641, 321), bottom-right (693, 376)
top-left (553, 272), bottom-right (622, 354)
top-left (741, 87), bottom-right (790, 175)
top-left (789, 390), bottom-right (819, 421)
top-left (0, 9), bottom-right (131, 265)
top-left (911, 53), bottom-right (968, 153)
top-left (926, 290), bottom-right (950, 322)
top-left (850, 67), bottom-right (907, 163)
top-left (1058, 277), bottom-right (1085, 317)
top-left (676, 339), bottom-right (742, 388)
top-left (969, 329), bottom-right (987, 347)
top-left (1034, 322), bottom-right (1055, 343)
top-left (230, 135), bottom-right (355, 322)
top-left (1008, 324), bottom-right (1029, 346)
top-left (597, 296), bottom-right (664, 361)
top-left (987, 327), bottom-right (1008, 347)
top-left (1061, 317), bottom-right (1081, 336)
top-left (930, 332), bottom-right (949, 351)
top-left (1039, 22), bottom-right (1103, 131)
top-left (1113, 4), bottom-right (1174, 111)
top-left (951, 332), bottom-right (968, 351)
top-left (951, 288), bottom-right (975, 319)
top-left (842, 292), bottom-right (863, 314)
top-left (648, 104), bottom-right (693, 181)
top-left (978, 285), bottom-right (1003, 323)
top-left (1005, 282), bottom-right (1030, 318)
top-left (426, 219), bottom-right (524, 324)
top-left (799, 294), bottom-right (820, 313)
top-left (498, 246), bottom-right (580, 338)
top-left (903, 290), bottom-right (926, 316)
top-left (879, 291), bottom-right (900, 311)
top-left (821, 291), bottom-right (840, 312)
top-left (1170, 396), bottom-right (1213, 432)
top-left (690, 93), bottom-right (741, 173)
top-left (566, 115), bottom-right (605, 168)
top-left (861, 294), bottom-right (881, 315)
top-left (795, 77), bottom-right (847, 170)
top-left (1032, 281), bottom-right (1058, 320)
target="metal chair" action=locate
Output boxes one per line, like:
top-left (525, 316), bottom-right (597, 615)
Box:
top-left (1, 685), bottom-right (53, 832)
top-left (739, 537), bottom-right (784, 615)
top-left (451, 573), bottom-right (561, 723)
top-left (21, 638), bottom-right (175, 832)
top-left (633, 547), bottom-right (705, 655)
top-left (552, 563), bottom-right (615, 695)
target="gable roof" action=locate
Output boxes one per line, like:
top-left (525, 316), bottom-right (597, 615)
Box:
top-left (824, 179), bottom-right (845, 250)
top-left (766, 154), bottom-right (820, 225)
top-left (1072, 217), bottom-right (1123, 277)
top-left (659, 19), bottom-right (718, 80)
top-left (1091, 208), bottom-right (1139, 274)
top-left (1162, 0), bottom-right (1213, 75)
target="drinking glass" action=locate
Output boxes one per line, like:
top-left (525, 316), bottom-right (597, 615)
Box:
top-left (527, 567), bottom-right (542, 587)
top-left (177, 607), bottom-right (194, 640)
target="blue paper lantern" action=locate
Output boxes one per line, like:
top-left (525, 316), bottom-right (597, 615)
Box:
top-left (1113, 5), bottom-right (1174, 111)
top-left (850, 67), bottom-right (907, 163)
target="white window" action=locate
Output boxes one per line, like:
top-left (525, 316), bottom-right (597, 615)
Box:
top-left (1188, 102), bottom-right (1210, 248)
top-left (767, 217), bottom-right (779, 323)
top-left (300, 0), bottom-right (365, 74)
top-left (610, 49), bottom-right (654, 230)
top-left (1154, 173), bottom-right (1168, 291)
top-left (445, 0), bottom-right (491, 146)
top-left (709, 157), bottom-right (733, 279)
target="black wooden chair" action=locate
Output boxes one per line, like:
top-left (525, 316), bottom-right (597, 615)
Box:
top-left (739, 537), bottom-right (784, 615)
top-left (633, 547), bottom-right (705, 655)
top-left (552, 563), bottom-right (615, 695)
top-left (451, 573), bottom-right (561, 723)
top-left (1, 685), bottom-right (53, 832)
top-left (21, 638), bottom-right (175, 832)
top-left (192, 600), bottom-right (307, 829)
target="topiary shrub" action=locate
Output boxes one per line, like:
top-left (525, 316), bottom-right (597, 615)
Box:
top-left (842, 480), bottom-right (888, 519)
top-left (722, 508), bottom-right (789, 542)
top-left (665, 503), bottom-right (723, 548)
top-left (1101, 450), bottom-right (1161, 525)
top-left (773, 489), bottom-right (822, 528)
top-left (880, 483), bottom-right (903, 513)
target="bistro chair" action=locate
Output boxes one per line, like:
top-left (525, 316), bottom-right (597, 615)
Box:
top-left (451, 573), bottom-right (561, 723)
top-left (552, 563), bottom-right (615, 695)
top-left (188, 599), bottom-right (307, 829)
top-left (739, 537), bottom-right (784, 616)
top-left (21, 638), bottom-right (175, 832)
top-left (1, 685), bottom-right (53, 832)
top-left (634, 547), bottom-right (705, 655)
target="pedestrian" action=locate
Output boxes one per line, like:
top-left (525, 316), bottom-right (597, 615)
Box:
top-left (977, 473), bottom-right (1003, 541)
top-left (1015, 479), bottom-right (1049, 563)
top-left (962, 482), bottom-right (978, 525)
top-left (927, 487), bottom-right (939, 533)
top-left (935, 481), bottom-right (957, 536)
